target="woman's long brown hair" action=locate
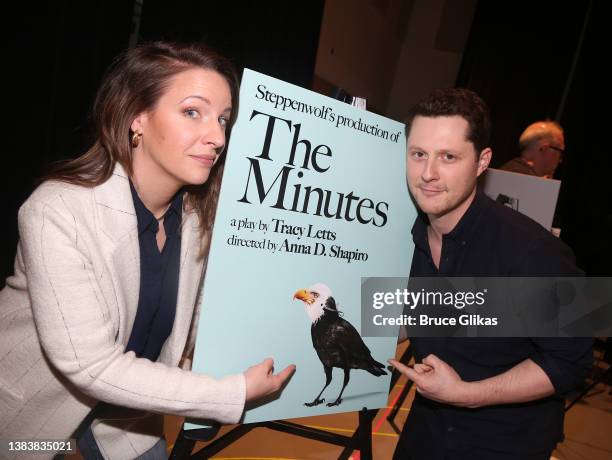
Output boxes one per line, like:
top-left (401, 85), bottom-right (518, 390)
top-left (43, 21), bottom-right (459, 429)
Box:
top-left (44, 41), bottom-right (239, 257)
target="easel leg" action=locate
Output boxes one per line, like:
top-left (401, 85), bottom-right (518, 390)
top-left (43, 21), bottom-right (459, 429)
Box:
top-left (387, 380), bottom-right (414, 429)
top-left (169, 428), bottom-right (196, 459)
top-left (358, 408), bottom-right (373, 460)
top-left (191, 424), bottom-right (257, 459)
top-left (337, 408), bottom-right (376, 460)
top-left (175, 408), bottom-right (378, 460)
top-left (565, 366), bottom-right (612, 412)
top-left (387, 344), bottom-right (413, 430)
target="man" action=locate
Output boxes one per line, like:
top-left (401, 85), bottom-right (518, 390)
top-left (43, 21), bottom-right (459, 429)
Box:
top-left (500, 120), bottom-right (565, 178)
top-left (389, 89), bottom-right (592, 459)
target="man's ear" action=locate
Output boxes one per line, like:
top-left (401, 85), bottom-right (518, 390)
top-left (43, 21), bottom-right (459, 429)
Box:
top-left (477, 147), bottom-right (492, 177)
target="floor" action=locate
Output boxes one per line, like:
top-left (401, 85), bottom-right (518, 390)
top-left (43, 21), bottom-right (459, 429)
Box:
top-left (552, 377), bottom-right (612, 460)
top-left (67, 342), bottom-right (612, 459)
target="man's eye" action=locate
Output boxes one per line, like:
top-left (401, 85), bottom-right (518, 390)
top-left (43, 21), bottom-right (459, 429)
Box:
top-left (411, 151), bottom-right (426, 159)
top-left (184, 108), bottom-right (200, 119)
top-left (443, 153), bottom-right (456, 161)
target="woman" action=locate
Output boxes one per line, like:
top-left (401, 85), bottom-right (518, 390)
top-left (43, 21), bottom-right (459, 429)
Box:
top-left (0, 41), bottom-right (295, 459)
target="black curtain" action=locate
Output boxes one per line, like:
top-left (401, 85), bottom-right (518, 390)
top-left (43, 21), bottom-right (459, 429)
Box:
top-left (139, 0), bottom-right (324, 88)
top-left (2, 0), bottom-right (324, 286)
top-left (3, 1), bottom-right (134, 285)
top-left (457, 0), bottom-right (611, 275)
top-left (556, 1), bottom-right (611, 276)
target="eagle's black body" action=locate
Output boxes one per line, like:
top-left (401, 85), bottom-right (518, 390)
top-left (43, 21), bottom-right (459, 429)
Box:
top-left (306, 296), bottom-right (387, 407)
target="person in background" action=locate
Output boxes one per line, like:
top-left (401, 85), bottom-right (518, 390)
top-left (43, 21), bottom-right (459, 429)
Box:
top-left (500, 120), bottom-right (565, 178)
top-left (0, 41), bottom-right (294, 459)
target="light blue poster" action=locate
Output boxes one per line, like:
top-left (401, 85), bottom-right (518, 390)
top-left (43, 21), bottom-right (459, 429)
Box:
top-left (187, 69), bottom-right (416, 427)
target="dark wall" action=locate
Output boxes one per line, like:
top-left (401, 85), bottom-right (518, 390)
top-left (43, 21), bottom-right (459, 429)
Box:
top-left (3, 1), bottom-right (134, 285)
top-left (2, 0), bottom-right (324, 286)
top-left (555, 1), bottom-right (611, 276)
top-left (6, 1), bottom-right (607, 280)
top-left (138, 1), bottom-right (324, 88)
top-left (457, 0), bottom-right (611, 275)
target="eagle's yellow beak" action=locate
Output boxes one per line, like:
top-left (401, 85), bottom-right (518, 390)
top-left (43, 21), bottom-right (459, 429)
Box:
top-left (293, 289), bottom-right (314, 304)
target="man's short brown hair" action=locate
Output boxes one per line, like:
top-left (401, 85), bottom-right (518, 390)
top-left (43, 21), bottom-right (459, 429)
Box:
top-left (405, 88), bottom-right (491, 154)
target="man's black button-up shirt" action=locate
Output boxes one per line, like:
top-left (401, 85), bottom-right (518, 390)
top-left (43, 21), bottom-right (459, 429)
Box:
top-left (399, 189), bottom-right (593, 458)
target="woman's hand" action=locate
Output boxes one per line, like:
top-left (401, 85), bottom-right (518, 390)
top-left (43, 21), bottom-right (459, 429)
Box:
top-left (244, 358), bottom-right (296, 402)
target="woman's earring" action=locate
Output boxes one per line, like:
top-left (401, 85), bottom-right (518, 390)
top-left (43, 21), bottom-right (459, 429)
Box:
top-left (131, 132), bottom-right (142, 148)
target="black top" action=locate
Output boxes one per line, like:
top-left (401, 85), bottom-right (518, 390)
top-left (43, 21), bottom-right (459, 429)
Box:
top-left (397, 190), bottom-right (593, 458)
top-left (126, 181), bottom-right (183, 361)
top-left (499, 156), bottom-right (537, 175)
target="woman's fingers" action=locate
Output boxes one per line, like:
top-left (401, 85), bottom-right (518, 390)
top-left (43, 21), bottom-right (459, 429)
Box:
top-left (245, 359), bottom-right (296, 401)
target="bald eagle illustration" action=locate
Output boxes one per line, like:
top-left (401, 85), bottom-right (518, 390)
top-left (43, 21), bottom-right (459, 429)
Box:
top-left (293, 283), bottom-right (387, 407)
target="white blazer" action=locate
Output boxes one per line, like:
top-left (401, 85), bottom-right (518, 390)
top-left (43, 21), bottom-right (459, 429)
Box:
top-left (0, 164), bottom-right (245, 459)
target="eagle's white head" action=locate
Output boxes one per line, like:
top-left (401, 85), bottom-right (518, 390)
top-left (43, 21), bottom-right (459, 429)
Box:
top-left (293, 283), bottom-right (332, 323)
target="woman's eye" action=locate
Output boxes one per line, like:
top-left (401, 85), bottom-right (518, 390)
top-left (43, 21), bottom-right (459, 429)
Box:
top-left (184, 108), bottom-right (200, 119)
top-left (219, 116), bottom-right (229, 127)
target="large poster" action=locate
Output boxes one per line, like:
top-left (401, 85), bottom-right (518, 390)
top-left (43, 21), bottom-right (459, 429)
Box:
top-left (188, 69), bottom-right (416, 426)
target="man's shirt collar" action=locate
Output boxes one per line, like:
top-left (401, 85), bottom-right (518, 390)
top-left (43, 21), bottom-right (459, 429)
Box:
top-left (412, 188), bottom-right (489, 251)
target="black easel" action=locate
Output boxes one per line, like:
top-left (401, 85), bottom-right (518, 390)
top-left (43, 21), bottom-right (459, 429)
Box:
top-left (565, 366), bottom-right (612, 412)
top-left (385, 344), bottom-right (414, 433)
top-left (170, 407), bottom-right (376, 460)
top-left (565, 338), bottom-right (612, 412)
top-left (170, 345), bottom-right (414, 459)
